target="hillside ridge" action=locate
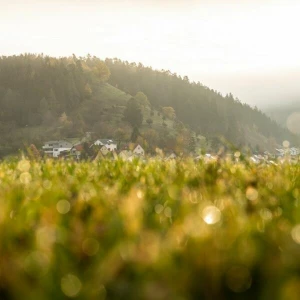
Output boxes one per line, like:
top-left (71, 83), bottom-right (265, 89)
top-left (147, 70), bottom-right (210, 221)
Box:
top-left (0, 54), bottom-right (298, 157)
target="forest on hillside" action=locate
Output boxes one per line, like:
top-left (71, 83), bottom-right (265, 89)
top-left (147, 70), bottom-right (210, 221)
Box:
top-left (0, 54), bottom-right (297, 157)
top-left (0, 54), bottom-right (111, 156)
top-left (105, 58), bottom-right (298, 146)
top-left (0, 54), bottom-right (110, 126)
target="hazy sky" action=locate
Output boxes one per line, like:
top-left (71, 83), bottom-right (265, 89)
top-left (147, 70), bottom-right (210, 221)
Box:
top-left (1, 0), bottom-right (300, 108)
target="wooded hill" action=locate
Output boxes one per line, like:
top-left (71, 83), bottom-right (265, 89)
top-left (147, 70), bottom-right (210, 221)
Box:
top-left (266, 103), bottom-right (300, 135)
top-left (106, 58), bottom-right (299, 147)
top-left (0, 54), bottom-right (297, 157)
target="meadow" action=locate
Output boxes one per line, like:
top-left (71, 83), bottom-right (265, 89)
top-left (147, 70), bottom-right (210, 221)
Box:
top-left (0, 158), bottom-right (299, 299)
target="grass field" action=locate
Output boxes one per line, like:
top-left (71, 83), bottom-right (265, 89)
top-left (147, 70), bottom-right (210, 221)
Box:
top-left (0, 158), bottom-right (300, 299)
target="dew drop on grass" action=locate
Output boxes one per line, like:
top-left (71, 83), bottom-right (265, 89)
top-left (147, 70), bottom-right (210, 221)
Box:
top-left (164, 207), bottom-right (172, 218)
top-left (155, 204), bottom-right (164, 214)
top-left (23, 251), bottom-right (50, 277)
top-left (291, 225), bottom-right (300, 244)
top-left (43, 180), bottom-right (52, 190)
top-left (36, 226), bottom-right (56, 249)
top-left (17, 159), bottom-right (30, 172)
top-left (260, 208), bottom-right (273, 221)
top-left (61, 274), bottom-right (82, 297)
top-left (137, 190), bottom-right (143, 199)
top-left (246, 187), bottom-right (258, 201)
top-left (56, 200), bottom-right (71, 214)
top-left (20, 172), bottom-right (32, 184)
top-left (202, 206), bottom-right (221, 225)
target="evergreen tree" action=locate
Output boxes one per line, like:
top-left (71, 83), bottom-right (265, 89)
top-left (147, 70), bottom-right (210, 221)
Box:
top-left (124, 98), bottom-right (143, 128)
top-left (48, 88), bottom-right (59, 112)
top-left (146, 118), bottom-right (153, 127)
top-left (131, 127), bottom-right (139, 142)
top-left (188, 133), bottom-right (197, 154)
top-left (39, 97), bottom-right (49, 115)
top-left (67, 76), bottom-right (80, 109)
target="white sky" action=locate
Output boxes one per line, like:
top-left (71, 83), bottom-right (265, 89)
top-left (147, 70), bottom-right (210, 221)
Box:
top-left (1, 0), bottom-right (300, 108)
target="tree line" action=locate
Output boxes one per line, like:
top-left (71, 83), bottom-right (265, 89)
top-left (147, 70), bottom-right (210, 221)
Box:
top-left (0, 54), bottom-right (297, 157)
top-left (105, 58), bottom-right (299, 147)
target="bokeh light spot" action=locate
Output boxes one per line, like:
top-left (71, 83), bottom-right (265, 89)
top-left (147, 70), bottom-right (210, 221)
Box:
top-left (23, 251), bottom-right (50, 277)
top-left (202, 206), bottom-right (221, 225)
top-left (17, 159), bottom-right (30, 172)
top-left (246, 187), bottom-right (258, 201)
top-left (56, 200), bottom-right (71, 214)
top-left (43, 180), bottom-right (52, 190)
top-left (137, 190), bottom-right (143, 199)
top-left (283, 140), bottom-right (290, 148)
top-left (155, 204), bottom-right (164, 214)
top-left (260, 208), bottom-right (273, 221)
top-left (291, 224), bottom-right (300, 244)
top-left (286, 112), bottom-right (300, 135)
top-left (20, 172), bottom-right (32, 184)
top-left (61, 274), bottom-right (82, 297)
top-left (164, 207), bottom-right (172, 218)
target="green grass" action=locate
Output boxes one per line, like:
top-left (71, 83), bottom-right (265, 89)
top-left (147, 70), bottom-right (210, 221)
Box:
top-left (93, 83), bottom-right (131, 106)
top-left (141, 106), bottom-right (176, 133)
top-left (91, 82), bottom-right (177, 137)
top-left (0, 158), bottom-right (300, 299)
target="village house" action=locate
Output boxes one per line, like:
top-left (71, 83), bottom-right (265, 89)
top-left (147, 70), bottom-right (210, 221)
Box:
top-left (276, 147), bottom-right (300, 157)
top-left (133, 144), bottom-right (145, 156)
top-left (275, 148), bottom-right (286, 157)
top-left (93, 139), bottom-right (117, 152)
top-left (70, 144), bottom-right (84, 159)
top-left (290, 147), bottom-right (300, 156)
top-left (118, 150), bottom-right (133, 160)
top-left (99, 145), bottom-right (109, 156)
top-left (42, 137), bottom-right (150, 160)
top-left (42, 138), bottom-right (81, 158)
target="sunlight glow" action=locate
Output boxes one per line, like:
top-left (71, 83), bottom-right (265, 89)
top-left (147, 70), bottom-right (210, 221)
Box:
top-left (202, 206), bottom-right (221, 225)
top-left (1, 1), bottom-right (299, 105)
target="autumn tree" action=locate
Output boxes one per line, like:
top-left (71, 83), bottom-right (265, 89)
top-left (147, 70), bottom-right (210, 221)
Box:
top-left (143, 129), bottom-right (159, 152)
top-left (134, 92), bottom-right (150, 108)
top-left (93, 60), bottom-right (110, 82)
top-left (27, 144), bottom-right (41, 160)
top-left (162, 107), bottom-right (176, 120)
top-left (84, 83), bottom-right (93, 98)
top-left (114, 127), bottom-right (129, 146)
top-left (59, 112), bottom-right (71, 125)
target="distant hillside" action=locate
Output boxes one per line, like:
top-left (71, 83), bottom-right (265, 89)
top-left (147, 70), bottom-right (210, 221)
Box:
top-left (105, 59), bottom-right (299, 148)
top-left (0, 54), bottom-right (298, 157)
top-left (0, 55), bottom-right (183, 156)
top-left (266, 103), bottom-right (300, 135)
